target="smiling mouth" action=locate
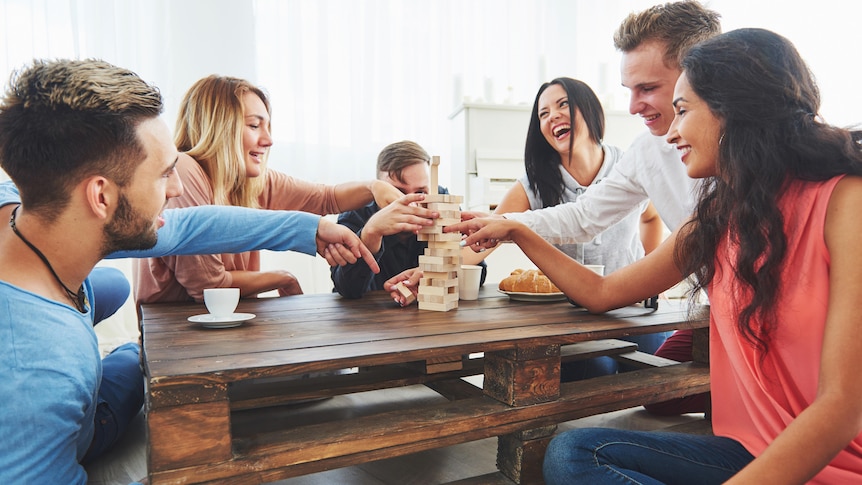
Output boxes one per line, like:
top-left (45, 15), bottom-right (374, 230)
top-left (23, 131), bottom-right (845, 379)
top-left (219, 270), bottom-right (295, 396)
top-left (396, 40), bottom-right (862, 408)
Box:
top-left (553, 124), bottom-right (571, 139)
top-left (642, 114), bottom-right (660, 122)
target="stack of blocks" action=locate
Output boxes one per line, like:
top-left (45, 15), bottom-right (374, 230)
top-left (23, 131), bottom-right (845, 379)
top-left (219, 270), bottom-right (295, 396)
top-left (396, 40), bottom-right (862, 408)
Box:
top-left (416, 156), bottom-right (463, 312)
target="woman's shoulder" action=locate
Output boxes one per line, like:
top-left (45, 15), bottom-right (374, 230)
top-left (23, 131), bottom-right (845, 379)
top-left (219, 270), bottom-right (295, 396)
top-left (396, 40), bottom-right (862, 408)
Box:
top-left (176, 152), bottom-right (207, 177)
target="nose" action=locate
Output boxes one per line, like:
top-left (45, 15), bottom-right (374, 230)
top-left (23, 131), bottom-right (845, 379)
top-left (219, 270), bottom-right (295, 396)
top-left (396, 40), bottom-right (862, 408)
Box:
top-left (666, 116), bottom-right (681, 145)
top-left (260, 126), bottom-right (273, 148)
top-left (628, 92), bottom-right (644, 116)
top-left (166, 168), bottom-right (184, 199)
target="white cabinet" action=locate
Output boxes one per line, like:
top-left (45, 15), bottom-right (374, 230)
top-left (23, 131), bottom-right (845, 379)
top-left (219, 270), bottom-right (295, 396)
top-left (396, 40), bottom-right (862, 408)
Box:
top-left (448, 103), bottom-right (531, 212)
top-left (449, 103), bottom-right (645, 212)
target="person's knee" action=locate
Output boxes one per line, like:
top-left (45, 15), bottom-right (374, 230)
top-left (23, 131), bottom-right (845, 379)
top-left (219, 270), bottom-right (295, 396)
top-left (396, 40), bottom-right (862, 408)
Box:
top-left (101, 343), bottom-right (144, 407)
top-left (543, 429), bottom-right (599, 484)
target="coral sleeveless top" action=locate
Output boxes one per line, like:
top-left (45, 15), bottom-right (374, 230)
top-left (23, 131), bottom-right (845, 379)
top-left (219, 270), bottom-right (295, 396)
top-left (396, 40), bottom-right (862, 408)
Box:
top-left (709, 176), bottom-right (862, 482)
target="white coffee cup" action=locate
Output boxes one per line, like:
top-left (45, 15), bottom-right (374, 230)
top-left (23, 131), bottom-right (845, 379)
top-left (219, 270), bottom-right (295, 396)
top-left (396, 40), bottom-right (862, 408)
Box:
top-left (203, 288), bottom-right (240, 317)
top-left (584, 264), bottom-right (605, 276)
top-left (459, 265), bottom-right (483, 300)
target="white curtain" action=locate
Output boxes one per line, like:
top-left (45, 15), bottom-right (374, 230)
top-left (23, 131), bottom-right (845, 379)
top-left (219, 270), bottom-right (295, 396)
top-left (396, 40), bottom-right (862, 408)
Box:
top-left (252, 0), bottom-right (634, 187)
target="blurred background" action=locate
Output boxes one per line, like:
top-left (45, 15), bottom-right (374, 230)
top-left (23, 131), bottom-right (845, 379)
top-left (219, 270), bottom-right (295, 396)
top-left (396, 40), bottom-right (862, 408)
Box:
top-left (1, 0), bottom-right (859, 187)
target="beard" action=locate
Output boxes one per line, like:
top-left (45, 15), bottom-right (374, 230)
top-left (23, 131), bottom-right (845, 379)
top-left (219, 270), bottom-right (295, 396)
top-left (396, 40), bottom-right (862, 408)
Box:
top-left (101, 192), bottom-right (159, 255)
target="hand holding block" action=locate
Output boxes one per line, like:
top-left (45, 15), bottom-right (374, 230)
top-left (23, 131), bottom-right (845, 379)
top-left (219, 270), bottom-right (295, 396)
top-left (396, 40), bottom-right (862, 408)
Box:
top-left (393, 281), bottom-right (416, 306)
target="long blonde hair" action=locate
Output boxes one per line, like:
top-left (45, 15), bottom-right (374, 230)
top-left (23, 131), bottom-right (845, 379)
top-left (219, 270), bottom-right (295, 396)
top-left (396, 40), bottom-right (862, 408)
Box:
top-left (174, 75), bottom-right (270, 208)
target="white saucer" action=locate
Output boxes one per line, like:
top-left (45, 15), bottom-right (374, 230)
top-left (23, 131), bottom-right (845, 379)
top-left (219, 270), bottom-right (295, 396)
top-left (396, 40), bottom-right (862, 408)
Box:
top-left (188, 312), bottom-right (255, 328)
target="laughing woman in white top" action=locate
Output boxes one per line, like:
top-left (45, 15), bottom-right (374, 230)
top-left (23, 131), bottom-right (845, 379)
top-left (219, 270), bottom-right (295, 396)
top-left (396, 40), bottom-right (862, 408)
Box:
top-left (495, 77), bottom-right (666, 379)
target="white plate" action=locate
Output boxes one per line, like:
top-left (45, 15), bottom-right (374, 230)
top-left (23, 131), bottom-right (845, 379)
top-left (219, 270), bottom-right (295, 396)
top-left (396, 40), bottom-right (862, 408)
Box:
top-left (188, 312), bottom-right (256, 328)
top-left (498, 290), bottom-right (568, 302)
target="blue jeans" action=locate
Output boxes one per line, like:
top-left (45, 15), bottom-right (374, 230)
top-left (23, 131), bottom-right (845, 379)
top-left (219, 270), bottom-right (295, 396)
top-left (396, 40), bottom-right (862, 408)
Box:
top-left (81, 342), bottom-right (144, 464)
top-left (561, 331), bottom-right (671, 380)
top-left (89, 267), bottom-right (131, 325)
top-left (543, 428), bottom-right (754, 484)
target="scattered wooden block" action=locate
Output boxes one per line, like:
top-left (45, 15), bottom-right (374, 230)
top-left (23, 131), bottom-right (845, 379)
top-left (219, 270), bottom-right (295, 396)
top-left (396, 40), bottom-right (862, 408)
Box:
top-left (393, 281), bottom-right (416, 306)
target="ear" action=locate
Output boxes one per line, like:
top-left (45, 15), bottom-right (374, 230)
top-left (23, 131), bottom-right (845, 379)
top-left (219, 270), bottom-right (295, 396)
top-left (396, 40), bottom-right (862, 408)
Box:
top-left (82, 176), bottom-right (117, 221)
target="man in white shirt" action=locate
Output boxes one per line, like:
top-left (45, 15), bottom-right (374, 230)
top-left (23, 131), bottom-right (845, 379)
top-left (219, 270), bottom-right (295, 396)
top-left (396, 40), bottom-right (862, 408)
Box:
top-left (451, 1), bottom-right (721, 415)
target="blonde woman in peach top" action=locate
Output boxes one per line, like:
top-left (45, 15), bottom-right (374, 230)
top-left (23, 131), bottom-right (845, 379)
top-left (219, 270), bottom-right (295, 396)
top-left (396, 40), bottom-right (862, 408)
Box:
top-left (135, 76), bottom-right (405, 304)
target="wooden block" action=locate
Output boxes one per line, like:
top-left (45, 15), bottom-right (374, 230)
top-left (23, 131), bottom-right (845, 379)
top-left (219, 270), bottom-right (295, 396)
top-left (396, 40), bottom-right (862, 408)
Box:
top-left (419, 277), bottom-right (458, 287)
top-left (430, 155), bottom-right (440, 195)
top-left (423, 271), bottom-right (458, 280)
top-left (498, 428), bottom-right (556, 484)
top-left (423, 232), bottom-right (461, 242)
top-left (425, 247), bottom-right (460, 257)
top-left (418, 225), bottom-right (444, 234)
top-left (393, 281), bottom-right (416, 306)
top-left (418, 285), bottom-right (459, 297)
top-left (424, 202), bottom-right (462, 212)
top-left (417, 291), bottom-right (459, 303)
top-left (418, 255), bottom-right (459, 266)
top-left (426, 355), bottom-right (464, 373)
top-left (148, 400), bottom-right (233, 471)
top-left (418, 285), bottom-right (448, 296)
top-left (484, 352), bottom-right (560, 406)
top-left (420, 263), bottom-right (459, 273)
top-left (435, 217), bottom-right (461, 226)
top-left (418, 299), bottom-right (459, 311)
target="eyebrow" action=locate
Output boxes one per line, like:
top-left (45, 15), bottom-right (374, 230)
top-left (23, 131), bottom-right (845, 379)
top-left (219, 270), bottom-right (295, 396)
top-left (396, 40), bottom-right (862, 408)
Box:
top-left (163, 156), bottom-right (179, 175)
top-left (672, 96), bottom-right (684, 107)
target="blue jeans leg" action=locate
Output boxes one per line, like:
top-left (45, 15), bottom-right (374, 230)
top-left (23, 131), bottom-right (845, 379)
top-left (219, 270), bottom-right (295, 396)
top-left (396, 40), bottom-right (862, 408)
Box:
top-left (543, 427), bottom-right (754, 485)
top-left (82, 342), bottom-right (144, 464)
top-left (89, 267), bottom-right (131, 325)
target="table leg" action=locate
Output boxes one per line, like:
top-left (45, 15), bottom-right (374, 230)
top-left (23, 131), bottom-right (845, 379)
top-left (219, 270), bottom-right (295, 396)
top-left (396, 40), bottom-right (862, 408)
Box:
top-left (484, 344), bottom-right (560, 484)
top-left (147, 383), bottom-right (233, 481)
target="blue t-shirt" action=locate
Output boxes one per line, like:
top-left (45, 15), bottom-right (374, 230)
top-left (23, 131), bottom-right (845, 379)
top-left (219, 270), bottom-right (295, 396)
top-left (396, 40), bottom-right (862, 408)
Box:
top-left (0, 181), bottom-right (321, 483)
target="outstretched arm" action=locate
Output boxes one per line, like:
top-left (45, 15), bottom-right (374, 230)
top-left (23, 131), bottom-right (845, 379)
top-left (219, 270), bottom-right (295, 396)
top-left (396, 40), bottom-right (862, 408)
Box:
top-left (445, 217), bottom-right (685, 313)
top-left (333, 180), bottom-right (404, 212)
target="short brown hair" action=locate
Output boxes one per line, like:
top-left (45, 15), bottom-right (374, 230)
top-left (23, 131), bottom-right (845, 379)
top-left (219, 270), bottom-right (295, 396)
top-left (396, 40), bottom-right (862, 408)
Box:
top-left (0, 59), bottom-right (162, 217)
top-left (377, 141), bottom-right (430, 184)
top-left (613, 1), bottom-right (721, 68)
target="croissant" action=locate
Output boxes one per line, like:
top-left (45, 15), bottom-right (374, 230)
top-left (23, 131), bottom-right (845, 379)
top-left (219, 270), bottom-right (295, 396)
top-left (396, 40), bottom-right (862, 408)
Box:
top-left (499, 269), bottom-right (561, 293)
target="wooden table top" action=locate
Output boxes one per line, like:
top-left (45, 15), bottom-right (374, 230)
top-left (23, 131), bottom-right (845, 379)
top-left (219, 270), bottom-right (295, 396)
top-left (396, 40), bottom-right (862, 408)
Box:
top-left (141, 288), bottom-right (708, 387)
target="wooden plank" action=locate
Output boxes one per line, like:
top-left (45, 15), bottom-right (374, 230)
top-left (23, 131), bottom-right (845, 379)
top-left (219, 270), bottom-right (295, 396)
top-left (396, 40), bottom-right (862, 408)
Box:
top-left (613, 351), bottom-right (681, 369)
top-left (149, 363), bottom-right (709, 484)
top-left (229, 360), bottom-right (484, 410)
top-left (444, 472), bottom-right (516, 485)
top-left (425, 378), bottom-right (483, 401)
top-left (560, 339), bottom-right (638, 362)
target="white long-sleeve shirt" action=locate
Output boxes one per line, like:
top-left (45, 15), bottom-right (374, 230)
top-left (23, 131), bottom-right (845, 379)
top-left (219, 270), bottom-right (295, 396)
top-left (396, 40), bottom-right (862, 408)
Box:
top-left (505, 132), bottom-right (698, 244)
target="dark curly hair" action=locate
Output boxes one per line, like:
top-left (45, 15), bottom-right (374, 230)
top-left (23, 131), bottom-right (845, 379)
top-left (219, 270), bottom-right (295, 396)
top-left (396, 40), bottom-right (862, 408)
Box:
top-left (676, 28), bottom-right (862, 353)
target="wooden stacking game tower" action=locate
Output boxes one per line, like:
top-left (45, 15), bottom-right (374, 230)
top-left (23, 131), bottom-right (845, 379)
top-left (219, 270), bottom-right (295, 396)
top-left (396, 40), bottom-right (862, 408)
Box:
top-left (416, 156), bottom-right (463, 311)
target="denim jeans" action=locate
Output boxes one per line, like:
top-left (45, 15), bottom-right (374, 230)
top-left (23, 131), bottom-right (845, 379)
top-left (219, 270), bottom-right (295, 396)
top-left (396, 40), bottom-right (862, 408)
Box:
top-left (543, 427), bottom-right (755, 484)
top-left (81, 342), bottom-right (145, 464)
top-left (89, 267), bottom-right (131, 325)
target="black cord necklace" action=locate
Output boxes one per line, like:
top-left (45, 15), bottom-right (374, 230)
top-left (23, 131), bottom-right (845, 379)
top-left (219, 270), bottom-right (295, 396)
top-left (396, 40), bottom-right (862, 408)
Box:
top-left (9, 205), bottom-right (87, 313)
